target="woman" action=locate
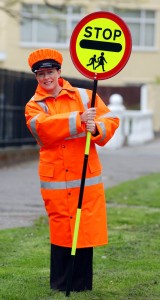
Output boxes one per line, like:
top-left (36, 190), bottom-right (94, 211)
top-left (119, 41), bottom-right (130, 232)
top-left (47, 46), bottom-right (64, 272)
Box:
top-left (25, 48), bottom-right (119, 292)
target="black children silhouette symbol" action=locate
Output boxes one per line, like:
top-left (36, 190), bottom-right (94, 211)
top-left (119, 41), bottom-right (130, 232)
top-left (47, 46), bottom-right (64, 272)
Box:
top-left (87, 52), bottom-right (107, 72)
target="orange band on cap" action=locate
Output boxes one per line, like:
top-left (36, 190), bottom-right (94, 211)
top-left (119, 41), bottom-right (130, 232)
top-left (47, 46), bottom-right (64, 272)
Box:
top-left (28, 48), bottom-right (63, 68)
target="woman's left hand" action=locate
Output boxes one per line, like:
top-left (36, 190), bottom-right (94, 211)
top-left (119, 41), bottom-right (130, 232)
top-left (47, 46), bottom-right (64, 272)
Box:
top-left (86, 120), bottom-right (97, 134)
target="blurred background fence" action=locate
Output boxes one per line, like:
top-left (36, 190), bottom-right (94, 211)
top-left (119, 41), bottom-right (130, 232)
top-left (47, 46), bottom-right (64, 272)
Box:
top-left (0, 69), bottom-right (37, 147)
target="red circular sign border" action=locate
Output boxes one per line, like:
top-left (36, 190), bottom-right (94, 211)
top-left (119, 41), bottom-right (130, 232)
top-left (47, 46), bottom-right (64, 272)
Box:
top-left (70, 11), bottom-right (132, 80)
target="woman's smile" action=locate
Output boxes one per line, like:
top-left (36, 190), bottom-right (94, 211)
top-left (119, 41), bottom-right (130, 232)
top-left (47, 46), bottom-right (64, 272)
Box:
top-left (36, 68), bottom-right (61, 94)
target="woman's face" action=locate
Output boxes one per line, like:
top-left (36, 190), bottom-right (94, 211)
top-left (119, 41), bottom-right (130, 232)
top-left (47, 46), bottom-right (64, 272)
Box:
top-left (36, 68), bottom-right (61, 93)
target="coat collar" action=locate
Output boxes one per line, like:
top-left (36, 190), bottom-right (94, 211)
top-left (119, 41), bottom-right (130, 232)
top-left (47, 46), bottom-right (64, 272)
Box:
top-left (32, 78), bottom-right (75, 101)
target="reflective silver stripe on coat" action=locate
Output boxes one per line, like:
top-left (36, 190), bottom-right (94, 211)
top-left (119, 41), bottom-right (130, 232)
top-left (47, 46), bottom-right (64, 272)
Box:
top-left (30, 113), bottom-right (43, 146)
top-left (100, 111), bottom-right (117, 119)
top-left (40, 174), bottom-right (102, 190)
top-left (77, 88), bottom-right (89, 110)
top-left (97, 121), bottom-right (106, 142)
top-left (65, 132), bottom-right (86, 140)
top-left (37, 101), bottom-right (49, 113)
top-left (69, 111), bottom-right (79, 136)
top-left (65, 87), bottom-right (88, 140)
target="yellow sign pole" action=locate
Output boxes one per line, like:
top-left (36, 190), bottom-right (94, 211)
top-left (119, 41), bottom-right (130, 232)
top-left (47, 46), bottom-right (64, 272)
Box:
top-left (66, 78), bottom-right (97, 297)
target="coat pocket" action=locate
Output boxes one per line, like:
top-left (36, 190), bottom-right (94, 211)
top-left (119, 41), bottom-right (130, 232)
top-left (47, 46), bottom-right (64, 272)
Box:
top-left (39, 163), bottom-right (54, 178)
top-left (88, 159), bottom-right (102, 174)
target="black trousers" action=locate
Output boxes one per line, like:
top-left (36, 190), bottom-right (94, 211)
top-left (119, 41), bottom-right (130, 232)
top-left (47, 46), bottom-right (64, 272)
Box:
top-left (50, 244), bottom-right (93, 292)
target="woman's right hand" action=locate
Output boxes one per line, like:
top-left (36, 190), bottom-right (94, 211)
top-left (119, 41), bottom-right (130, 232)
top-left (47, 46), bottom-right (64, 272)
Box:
top-left (80, 108), bottom-right (96, 123)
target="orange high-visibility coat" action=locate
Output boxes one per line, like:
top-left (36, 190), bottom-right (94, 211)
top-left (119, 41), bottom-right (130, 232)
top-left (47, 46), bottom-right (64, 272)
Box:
top-left (25, 79), bottom-right (119, 248)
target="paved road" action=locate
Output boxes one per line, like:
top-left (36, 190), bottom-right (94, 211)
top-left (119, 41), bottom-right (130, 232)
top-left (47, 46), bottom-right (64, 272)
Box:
top-left (0, 138), bottom-right (160, 230)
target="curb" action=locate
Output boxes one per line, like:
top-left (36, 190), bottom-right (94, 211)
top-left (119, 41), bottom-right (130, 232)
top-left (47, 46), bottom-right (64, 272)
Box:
top-left (0, 146), bottom-right (39, 168)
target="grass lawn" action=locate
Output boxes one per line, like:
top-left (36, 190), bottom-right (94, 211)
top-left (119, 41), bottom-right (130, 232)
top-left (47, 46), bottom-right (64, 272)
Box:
top-left (0, 173), bottom-right (160, 300)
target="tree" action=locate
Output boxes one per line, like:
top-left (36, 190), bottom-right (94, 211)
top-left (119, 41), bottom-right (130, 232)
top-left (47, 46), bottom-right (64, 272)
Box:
top-left (44, 0), bottom-right (71, 10)
top-left (0, 0), bottom-right (72, 19)
top-left (0, 0), bottom-right (147, 19)
top-left (0, 0), bottom-right (23, 19)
